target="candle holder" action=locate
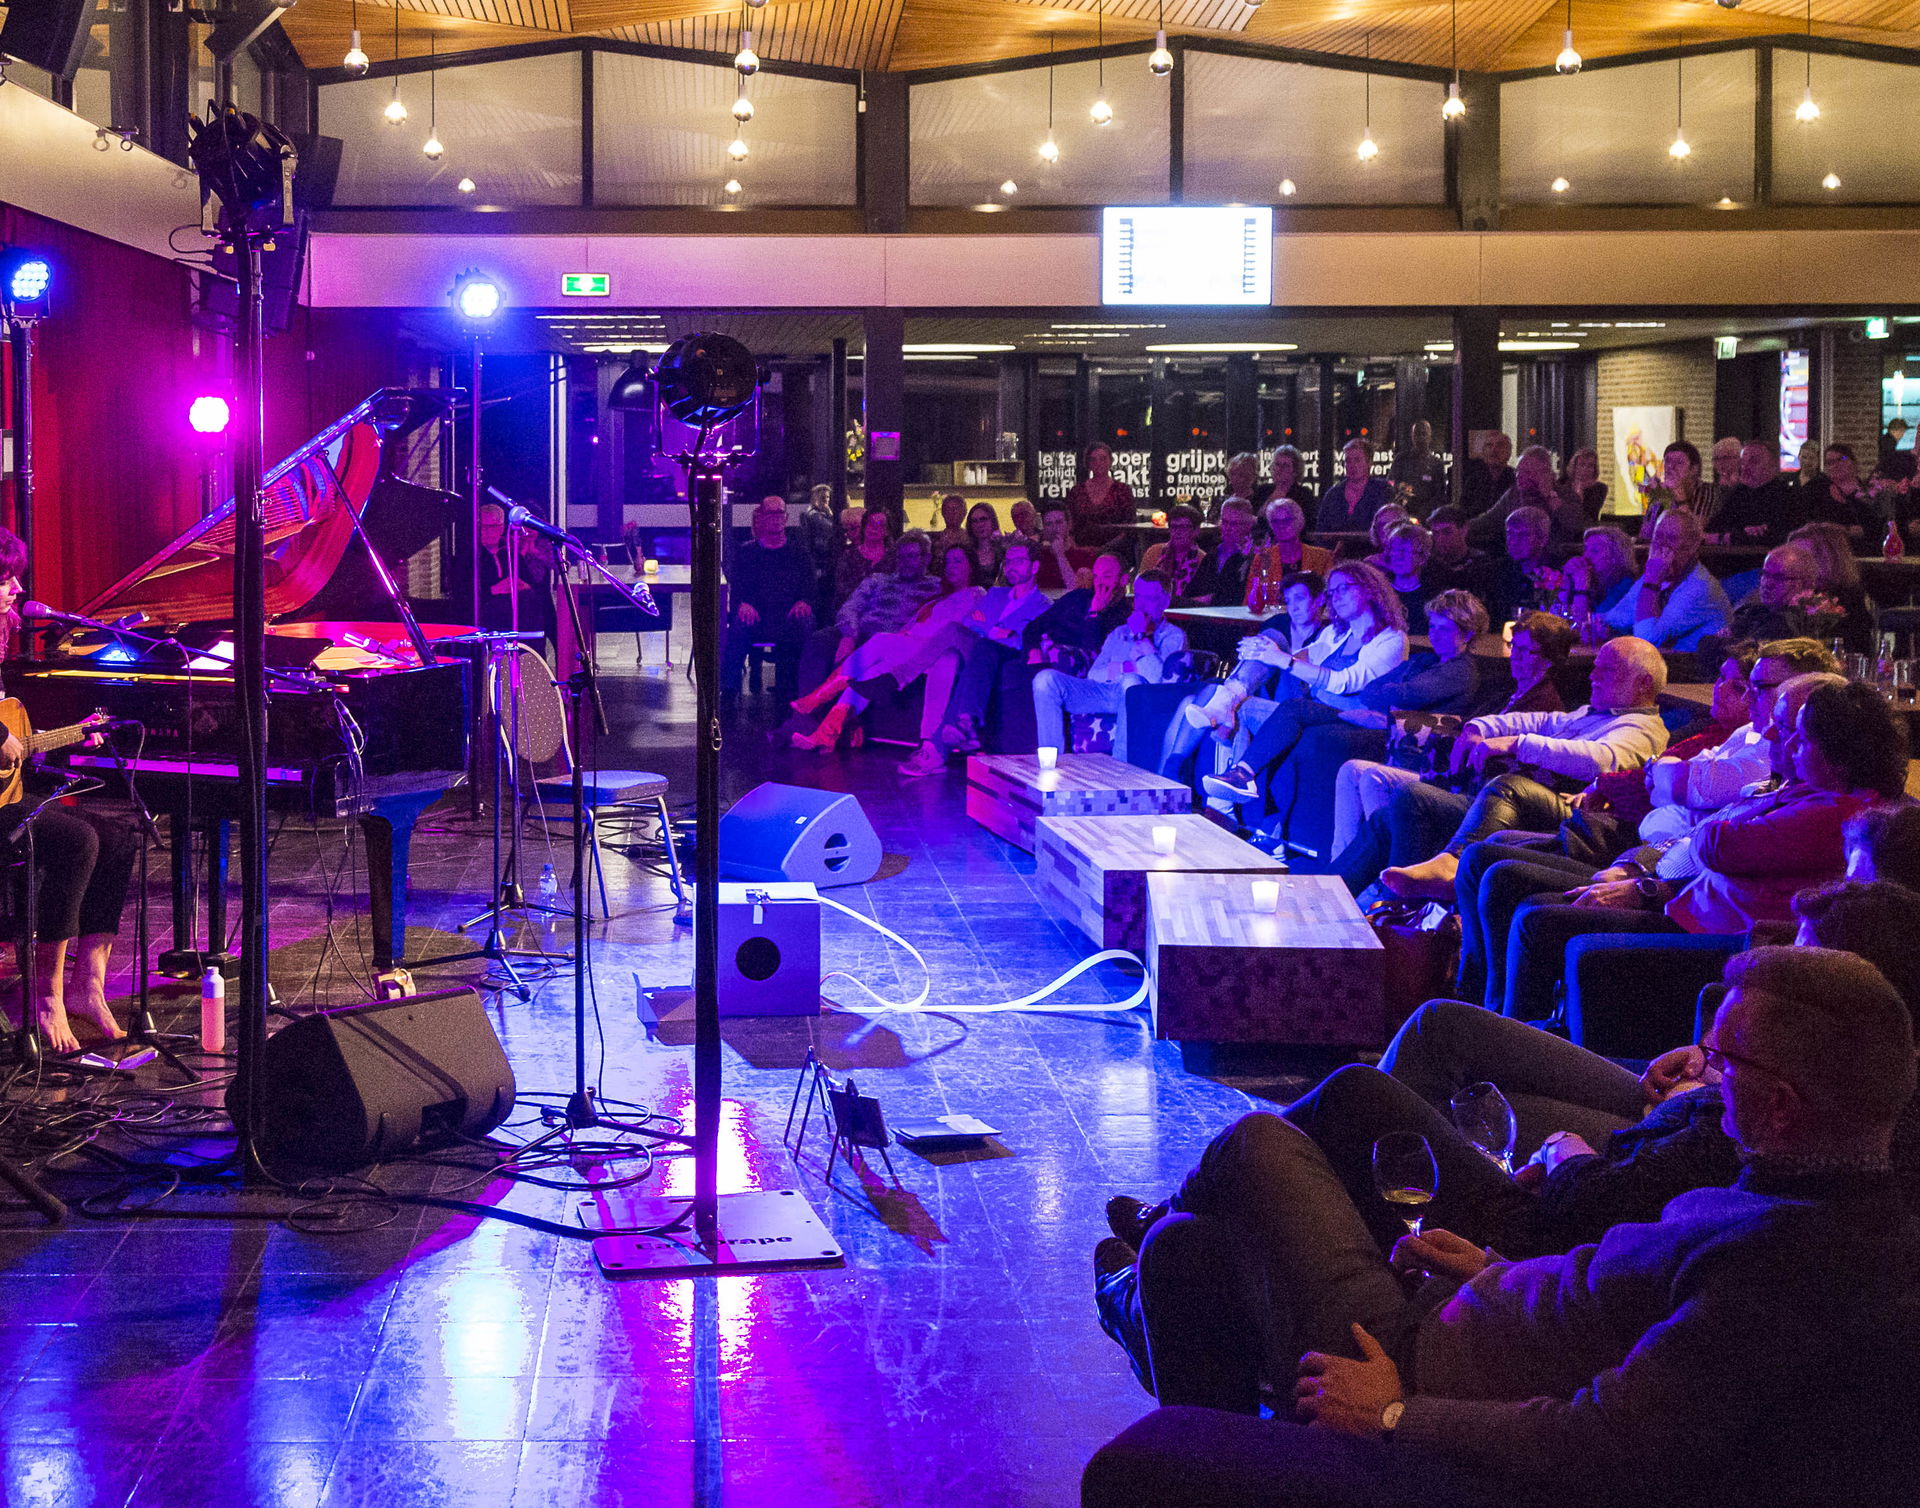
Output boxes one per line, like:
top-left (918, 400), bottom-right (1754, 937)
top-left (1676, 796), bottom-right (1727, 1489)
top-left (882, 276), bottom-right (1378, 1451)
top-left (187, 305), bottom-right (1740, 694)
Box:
top-left (1250, 878), bottom-right (1281, 912)
top-left (1036, 746), bottom-right (1059, 770)
top-left (1152, 825), bottom-right (1177, 855)
top-left (643, 558), bottom-right (661, 576)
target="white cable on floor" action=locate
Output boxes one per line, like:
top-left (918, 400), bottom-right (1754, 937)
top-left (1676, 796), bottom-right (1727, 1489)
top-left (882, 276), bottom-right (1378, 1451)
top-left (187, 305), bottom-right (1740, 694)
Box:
top-left (815, 894), bottom-right (1150, 1016)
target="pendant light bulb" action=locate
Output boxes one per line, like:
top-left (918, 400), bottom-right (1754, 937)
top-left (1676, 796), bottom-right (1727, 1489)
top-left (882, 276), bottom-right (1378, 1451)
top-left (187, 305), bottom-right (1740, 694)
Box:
top-left (1039, 131), bottom-right (1060, 163)
top-left (1000, 178), bottom-right (1018, 195)
top-left (1822, 171), bottom-right (1842, 190)
top-left (1149, 29), bottom-right (1173, 75)
top-left (1796, 86), bottom-right (1820, 122)
top-left (383, 92), bottom-right (408, 124)
top-left (1357, 129), bottom-right (1378, 162)
top-left (728, 134), bottom-right (750, 162)
top-left (457, 176), bottom-right (476, 193)
top-left (1278, 178), bottom-right (1296, 196)
top-left (732, 91), bottom-right (754, 123)
top-left (1668, 131), bottom-right (1691, 160)
top-left (1090, 96), bottom-right (1113, 126)
top-left (1555, 30), bottom-right (1582, 74)
top-left (422, 134), bottom-right (444, 159)
top-left (343, 30), bottom-right (370, 73)
top-left (1441, 81), bottom-right (1465, 120)
top-left (725, 177), bottom-right (743, 193)
top-left (1551, 175), bottom-right (1570, 192)
top-left (734, 34), bottom-right (759, 75)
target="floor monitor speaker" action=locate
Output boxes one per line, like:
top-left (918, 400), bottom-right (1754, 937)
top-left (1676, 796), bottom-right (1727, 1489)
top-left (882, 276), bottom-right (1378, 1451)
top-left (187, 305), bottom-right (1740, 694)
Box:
top-left (241, 988), bottom-right (515, 1170)
top-left (719, 782), bottom-right (882, 887)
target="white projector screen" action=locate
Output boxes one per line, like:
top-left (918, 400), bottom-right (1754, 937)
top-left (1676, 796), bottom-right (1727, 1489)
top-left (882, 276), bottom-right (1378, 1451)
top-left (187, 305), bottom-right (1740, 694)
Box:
top-left (1101, 206), bottom-right (1274, 306)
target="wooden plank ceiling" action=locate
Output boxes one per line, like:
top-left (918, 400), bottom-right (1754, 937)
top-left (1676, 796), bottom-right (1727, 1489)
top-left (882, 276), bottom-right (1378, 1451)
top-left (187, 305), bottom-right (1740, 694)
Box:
top-left (280, 0), bottom-right (1920, 75)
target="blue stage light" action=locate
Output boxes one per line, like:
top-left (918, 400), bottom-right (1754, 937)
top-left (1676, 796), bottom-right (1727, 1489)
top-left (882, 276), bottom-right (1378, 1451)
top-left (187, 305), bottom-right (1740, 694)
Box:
top-left (0, 249), bottom-right (52, 322)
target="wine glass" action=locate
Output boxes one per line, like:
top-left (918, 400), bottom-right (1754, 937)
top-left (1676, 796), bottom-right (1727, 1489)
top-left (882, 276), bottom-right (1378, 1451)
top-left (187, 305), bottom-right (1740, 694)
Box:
top-left (1450, 1082), bottom-right (1519, 1175)
top-left (1372, 1132), bottom-right (1439, 1237)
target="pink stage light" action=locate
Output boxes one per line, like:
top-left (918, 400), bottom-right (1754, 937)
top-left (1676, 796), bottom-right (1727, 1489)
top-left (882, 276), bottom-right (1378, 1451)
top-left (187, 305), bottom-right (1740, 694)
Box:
top-left (188, 395), bottom-right (231, 434)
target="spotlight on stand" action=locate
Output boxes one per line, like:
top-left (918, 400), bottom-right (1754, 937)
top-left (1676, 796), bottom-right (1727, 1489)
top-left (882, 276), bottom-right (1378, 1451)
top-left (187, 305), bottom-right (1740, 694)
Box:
top-left (188, 394), bottom-right (232, 434)
top-left (608, 355), bottom-right (653, 412)
top-left (1, 248), bottom-right (54, 324)
top-left (655, 332), bottom-right (759, 425)
top-left (450, 270), bottom-right (502, 323)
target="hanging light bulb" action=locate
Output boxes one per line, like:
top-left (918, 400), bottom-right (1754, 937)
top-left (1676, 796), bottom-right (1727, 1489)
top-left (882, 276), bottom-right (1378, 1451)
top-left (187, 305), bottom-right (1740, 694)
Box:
top-left (732, 90), bottom-right (754, 123)
top-left (1278, 178), bottom-right (1296, 196)
top-left (420, 36), bottom-right (442, 159)
top-left (1356, 34), bottom-right (1379, 162)
top-left (734, 32), bottom-right (759, 74)
top-left (343, 29), bottom-right (370, 74)
top-left (1357, 129), bottom-right (1379, 161)
top-left (1039, 33), bottom-right (1060, 163)
top-left (1551, 175), bottom-right (1571, 192)
top-left (1822, 171), bottom-right (1842, 190)
top-left (1555, 30), bottom-right (1582, 74)
top-left (1090, 96), bottom-right (1113, 126)
top-left (383, 91), bottom-right (408, 124)
top-left (1441, 0), bottom-right (1464, 118)
top-left (725, 177), bottom-right (744, 193)
top-left (423, 134), bottom-right (444, 159)
top-left (746, 0), bottom-right (768, 7)
top-left (1667, 55), bottom-right (1689, 160)
top-left (1441, 81), bottom-right (1465, 120)
top-left (1668, 131), bottom-right (1691, 159)
top-left (1039, 132), bottom-right (1060, 163)
top-left (1089, 0), bottom-right (1113, 126)
top-left (728, 134), bottom-right (750, 161)
top-left (1796, 86), bottom-right (1820, 122)
top-left (457, 176), bottom-right (476, 193)
top-left (1149, 30), bottom-right (1173, 75)
top-left (1000, 178), bottom-right (1018, 195)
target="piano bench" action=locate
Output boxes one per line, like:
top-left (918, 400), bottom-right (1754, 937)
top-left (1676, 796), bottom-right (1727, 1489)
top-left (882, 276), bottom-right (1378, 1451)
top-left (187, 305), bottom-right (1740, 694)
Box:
top-left (531, 771), bottom-right (685, 923)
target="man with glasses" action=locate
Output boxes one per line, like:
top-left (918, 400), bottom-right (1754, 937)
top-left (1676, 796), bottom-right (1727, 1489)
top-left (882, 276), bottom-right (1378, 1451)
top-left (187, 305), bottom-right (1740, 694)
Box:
top-left (1723, 542), bottom-right (1821, 647)
top-left (1086, 945), bottom-right (1920, 1508)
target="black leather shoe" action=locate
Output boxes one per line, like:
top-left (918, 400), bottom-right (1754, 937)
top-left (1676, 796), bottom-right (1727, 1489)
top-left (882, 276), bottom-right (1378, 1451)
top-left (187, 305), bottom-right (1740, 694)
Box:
top-left (1106, 1194), bottom-right (1166, 1248)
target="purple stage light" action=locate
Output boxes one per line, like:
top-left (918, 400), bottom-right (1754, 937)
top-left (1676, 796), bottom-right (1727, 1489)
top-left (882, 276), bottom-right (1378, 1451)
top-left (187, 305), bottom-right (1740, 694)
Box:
top-left (189, 395), bottom-right (231, 434)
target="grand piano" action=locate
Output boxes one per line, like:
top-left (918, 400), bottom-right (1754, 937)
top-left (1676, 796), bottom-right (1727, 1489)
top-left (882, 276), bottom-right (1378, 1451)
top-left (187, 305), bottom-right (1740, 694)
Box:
top-left (8, 388), bottom-right (475, 982)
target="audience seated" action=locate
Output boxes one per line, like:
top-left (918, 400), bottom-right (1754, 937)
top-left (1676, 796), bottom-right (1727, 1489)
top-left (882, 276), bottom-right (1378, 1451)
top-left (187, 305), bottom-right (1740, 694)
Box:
top-left (789, 530), bottom-right (951, 750)
top-left (1378, 522), bottom-right (1437, 631)
top-left (932, 492), bottom-right (968, 549)
top-left (721, 497), bottom-right (818, 707)
top-left (1316, 439), bottom-right (1394, 534)
top-left (1455, 431), bottom-right (1515, 521)
top-left (1418, 505), bottom-right (1487, 597)
top-left (1197, 498), bottom-right (1257, 606)
top-left (1787, 519), bottom-right (1876, 655)
top-left (1067, 443), bottom-right (1139, 550)
top-left (1596, 506), bottom-right (1732, 651)
top-left (1255, 447), bottom-right (1318, 534)
top-left (1362, 504), bottom-right (1412, 565)
top-left (1479, 507), bottom-right (1560, 625)
top-left (1551, 526), bottom-right (1636, 625)
top-left (1194, 562), bottom-right (1410, 820)
top-left (1036, 505), bottom-right (1097, 591)
top-left (917, 536), bottom-right (1051, 768)
top-left (1085, 946), bottom-right (1920, 1508)
top-left (1709, 440), bottom-right (1808, 546)
top-left (1848, 799), bottom-right (1920, 889)
top-left (1207, 452), bottom-right (1267, 523)
top-left (1492, 674), bottom-right (1908, 1020)
top-left (983, 553), bottom-right (1134, 753)
top-left (1721, 541), bottom-right (1820, 647)
top-left (1802, 442), bottom-right (1880, 541)
top-left (1554, 447), bottom-right (1607, 533)
top-left (961, 502), bottom-right (1004, 587)
top-left (1033, 569), bottom-right (1185, 758)
top-left (832, 506), bottom-right (894, 612)
top-left (1139, 505), bottom-right (1212, 604)
top-left (1389, 420), bottom-right (1448, 518)
top-left (1007, 499), bottom-right (1040, 543)
top-left (1354, 636), bottom-right (1670, 902)
top-left (1466, 444), bottom-right (1560, 549)
top-left (1245, 498), bottom-right (1333, 607)
top-left (799, 484), bottom-right (841, 611)
top-left (1330, 612), bottom-right (1573, 859)
top-left (1636, 439), bottom-right (1719, 540)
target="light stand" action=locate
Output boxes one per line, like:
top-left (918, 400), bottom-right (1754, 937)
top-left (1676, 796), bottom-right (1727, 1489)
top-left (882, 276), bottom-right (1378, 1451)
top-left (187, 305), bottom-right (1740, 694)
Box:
top-left (581, 335), bottom-right (837, 1275)
top-left (5, 313), bottom-right (36, 601)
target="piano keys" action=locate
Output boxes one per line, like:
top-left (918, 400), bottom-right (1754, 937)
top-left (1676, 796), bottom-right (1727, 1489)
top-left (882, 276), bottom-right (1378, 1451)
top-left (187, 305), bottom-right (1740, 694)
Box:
top-left (6, 388), bottom-right (476, 980)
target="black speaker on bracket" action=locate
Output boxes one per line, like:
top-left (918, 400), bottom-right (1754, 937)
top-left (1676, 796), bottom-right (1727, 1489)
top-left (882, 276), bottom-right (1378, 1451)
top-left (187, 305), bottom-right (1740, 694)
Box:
top-left (0, 0), bottom-right (96, 79)
top-left (237, 988), bottom-right (516, 1170)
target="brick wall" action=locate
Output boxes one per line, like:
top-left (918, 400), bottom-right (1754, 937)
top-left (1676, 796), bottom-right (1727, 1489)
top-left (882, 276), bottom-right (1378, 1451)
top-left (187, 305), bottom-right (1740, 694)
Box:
top-left (1594, 342), bottom-right (1719, 516)
top-left (1827, 339), bottom-right (1885, 463)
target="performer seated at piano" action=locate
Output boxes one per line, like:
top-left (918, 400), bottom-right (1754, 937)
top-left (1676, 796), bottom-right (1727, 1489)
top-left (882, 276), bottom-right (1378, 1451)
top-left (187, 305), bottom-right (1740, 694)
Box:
top-left (0, 533), bottom-right (138, 1055)
top-left (470, 502), bottom-right (554, 641)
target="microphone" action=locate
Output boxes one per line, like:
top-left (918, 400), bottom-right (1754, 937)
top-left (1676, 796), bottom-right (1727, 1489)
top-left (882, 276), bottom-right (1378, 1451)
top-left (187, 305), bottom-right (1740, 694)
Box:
top-left (22, 601), bottom-right (111, 630)
top-left (503, 506), bottom-right (574, 548)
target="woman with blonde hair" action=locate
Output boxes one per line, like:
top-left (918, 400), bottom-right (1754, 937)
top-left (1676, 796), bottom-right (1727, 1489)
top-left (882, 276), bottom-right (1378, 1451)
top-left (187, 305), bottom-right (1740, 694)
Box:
top-left (1245, 496), bottom-right (1333, 610)
top-left (1558, 525), bottom-right (1638, 624)
top-left (1788, 519), bottom-right (1874, 654)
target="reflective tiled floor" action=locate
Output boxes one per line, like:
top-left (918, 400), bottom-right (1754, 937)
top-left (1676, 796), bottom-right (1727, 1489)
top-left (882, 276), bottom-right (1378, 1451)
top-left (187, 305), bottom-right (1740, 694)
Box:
top-left (0, 637), bottom-right (1307, 1508)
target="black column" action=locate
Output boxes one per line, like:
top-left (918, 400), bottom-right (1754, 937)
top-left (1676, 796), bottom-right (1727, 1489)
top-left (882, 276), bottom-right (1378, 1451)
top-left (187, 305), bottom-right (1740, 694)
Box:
top-left (1453, 72), bottom-right (1500, 232)
top-left (862, 308), bottom-right (906, 528)
top-left (1453, 309), bottom-right (1502, 497)
top-left (1148, 357), bottom-right (1169, 510)
top-left (1225, 353), bottom-right (1259, 461)
top-left (861, 73), bottom-right (908, 235)
top-left (829, 338), bottom-right (849, 509)
top-left (1316, 354), bottom-right (1338, 499)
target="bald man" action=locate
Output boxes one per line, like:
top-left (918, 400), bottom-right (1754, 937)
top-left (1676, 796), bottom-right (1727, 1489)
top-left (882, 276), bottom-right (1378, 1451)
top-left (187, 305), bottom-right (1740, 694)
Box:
top-left (1380, 636), bottom-right (1672, 901)
top-left (1724, 542), bottom-right (1819, 644)
top-left (1598, 507), bottom-right (1732, 651)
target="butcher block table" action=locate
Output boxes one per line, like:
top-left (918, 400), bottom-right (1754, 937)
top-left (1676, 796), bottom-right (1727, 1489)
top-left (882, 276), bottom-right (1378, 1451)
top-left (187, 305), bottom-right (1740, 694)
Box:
top-left (965, 753), bottom-right (1191, 854)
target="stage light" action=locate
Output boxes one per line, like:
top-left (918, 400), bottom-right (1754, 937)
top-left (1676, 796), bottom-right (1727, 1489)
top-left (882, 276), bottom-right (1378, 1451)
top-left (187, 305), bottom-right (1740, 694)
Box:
top-left (450, 270), bottom-right (502, 321)
top-left (0, 250), bottom-right (53, 321)
top-left (1357, 130), bottom-right (1378, 162)
top-left (655, 333), bottom-right (759, 425)
top-left (608, 357), bottom-right (653, 411)
top-left (188, 395), bottom-right (232, 434)
top-left (1796, 85), bottom-right (1820, 122)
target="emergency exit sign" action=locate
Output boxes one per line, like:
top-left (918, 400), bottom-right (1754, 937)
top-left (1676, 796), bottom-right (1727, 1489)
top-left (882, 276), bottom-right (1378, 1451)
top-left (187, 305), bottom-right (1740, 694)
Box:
top-left (561, 273), bottom-right (611, 297)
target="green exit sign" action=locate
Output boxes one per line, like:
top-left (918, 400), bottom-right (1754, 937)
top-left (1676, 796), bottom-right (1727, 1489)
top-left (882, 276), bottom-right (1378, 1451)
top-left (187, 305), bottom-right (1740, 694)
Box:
top-left (561, 273), bottom-right (611, 297)
top-left (1866, 317), bottom-right (1891, 341)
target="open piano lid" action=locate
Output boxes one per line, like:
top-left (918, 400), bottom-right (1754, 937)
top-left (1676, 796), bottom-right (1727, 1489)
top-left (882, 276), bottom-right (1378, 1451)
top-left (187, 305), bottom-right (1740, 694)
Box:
top-left (78, 389), bottom-right (455, 630)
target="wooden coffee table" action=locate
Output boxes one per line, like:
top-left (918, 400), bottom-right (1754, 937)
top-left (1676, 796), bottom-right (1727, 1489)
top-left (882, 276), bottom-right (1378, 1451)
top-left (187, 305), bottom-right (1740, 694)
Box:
top-left (1036, 813), bottom-right (1289, 953)
top-left (965, 752), bottom-right (1191, 854)
top-left (1145, 871), bottom-right (1386, 1047)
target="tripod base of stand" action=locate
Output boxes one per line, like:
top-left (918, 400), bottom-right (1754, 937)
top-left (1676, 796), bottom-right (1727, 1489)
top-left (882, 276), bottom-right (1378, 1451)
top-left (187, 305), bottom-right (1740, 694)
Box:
top-left (581, 1189), bottom-right (842, 1277)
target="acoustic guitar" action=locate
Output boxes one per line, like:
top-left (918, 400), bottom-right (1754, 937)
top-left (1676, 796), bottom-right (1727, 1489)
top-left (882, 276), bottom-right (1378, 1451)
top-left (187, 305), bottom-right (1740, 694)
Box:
top-left (0, 699), bottom-right (111, 809)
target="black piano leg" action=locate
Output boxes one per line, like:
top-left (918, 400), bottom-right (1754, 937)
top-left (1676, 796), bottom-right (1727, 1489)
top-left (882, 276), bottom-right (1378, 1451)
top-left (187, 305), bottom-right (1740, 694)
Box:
top-left (360, 789), bottom-right (440, 996)
top-left (160, 819), bottom-right (234, 980)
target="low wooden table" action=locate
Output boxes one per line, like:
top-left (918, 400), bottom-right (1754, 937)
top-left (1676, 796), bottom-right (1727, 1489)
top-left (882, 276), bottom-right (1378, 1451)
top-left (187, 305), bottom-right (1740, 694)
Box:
top-left (1035, 813), bottom-right (1288, 952)
top-left (965, 753), bottom-right (1191, 853)
top-left (1145, 871), bottom-right (1385, 1047)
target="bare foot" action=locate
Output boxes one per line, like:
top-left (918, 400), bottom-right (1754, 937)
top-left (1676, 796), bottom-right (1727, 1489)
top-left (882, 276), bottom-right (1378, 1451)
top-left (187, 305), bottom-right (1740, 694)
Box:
top-left (33, 1003), bottom-right (81, 1056)
top-left (68, 995), bottom-right (126, 1043)
top-left (1380, 853), bottom-right (1460, 901)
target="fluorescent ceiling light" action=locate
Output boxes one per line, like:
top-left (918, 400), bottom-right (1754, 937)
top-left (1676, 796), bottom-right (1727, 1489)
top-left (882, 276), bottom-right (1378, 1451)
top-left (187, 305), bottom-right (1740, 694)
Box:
top-left (1499, 339), bottom-right (1581, 351)
top-left (1143, 342), bottom-right (1299, 353)
top-left (579, 342), bottom-right (672, 354)
top-left (903, 343), bottom-right (1016, 353)
top-left (905, 353), bottom-right (979, 360)
top-left (1050, 322), bottom-right (1167, 330)
top-left (1424, 341), bottom-right (1455, 352)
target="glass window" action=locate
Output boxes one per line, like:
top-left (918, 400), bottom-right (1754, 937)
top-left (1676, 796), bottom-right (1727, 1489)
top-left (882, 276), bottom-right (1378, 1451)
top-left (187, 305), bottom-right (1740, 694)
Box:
top-left (1183, 51), bottom-right (1446, 205)
top-left (911, 60), bottom-right (1170, 207)
top-left (593, 51), bottom-right (855, 207)
top-left (322, 51), bottom-right (583, 207)
top-left (1161, 364), bottom-right (1227, 501)
top-left (1501, 51), bottom-right (1756, 204)
top-left (1089, 366), bottom-right (1154, 492)
top-left (1771, 50), bottom-right (1920, 204)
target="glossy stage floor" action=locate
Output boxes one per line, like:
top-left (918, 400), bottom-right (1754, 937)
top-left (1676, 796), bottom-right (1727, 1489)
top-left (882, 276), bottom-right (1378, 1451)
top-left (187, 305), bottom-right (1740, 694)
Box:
top-left (0, 634), bottom-right (1312, 1508)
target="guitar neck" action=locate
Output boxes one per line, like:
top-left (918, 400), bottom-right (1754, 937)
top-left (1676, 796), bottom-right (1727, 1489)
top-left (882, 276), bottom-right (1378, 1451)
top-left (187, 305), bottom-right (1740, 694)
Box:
top-left (25, 722), bottom-right (94, 756)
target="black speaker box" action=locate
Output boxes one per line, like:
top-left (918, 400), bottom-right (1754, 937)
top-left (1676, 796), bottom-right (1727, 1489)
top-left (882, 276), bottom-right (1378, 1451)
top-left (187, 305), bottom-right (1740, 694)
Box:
top-left (238, 988), bottom-right (515, 1170)
top-left (0, 0), bottom-right (96, 79)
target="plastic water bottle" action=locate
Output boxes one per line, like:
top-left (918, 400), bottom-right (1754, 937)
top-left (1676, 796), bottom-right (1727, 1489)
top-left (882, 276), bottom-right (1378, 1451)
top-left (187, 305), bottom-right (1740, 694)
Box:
top-left (200, 967), bottom-right (226, 1053)
top-left (538, 863), bottom-right (560, 911)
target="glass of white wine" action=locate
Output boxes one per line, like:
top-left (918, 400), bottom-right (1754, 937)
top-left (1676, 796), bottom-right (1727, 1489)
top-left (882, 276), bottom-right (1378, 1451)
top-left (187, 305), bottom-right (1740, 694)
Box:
top-left (1450, 1082), bottom-right (1519, 1175)
top-left (1372, 1132), bottom-right (1439, 1237)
